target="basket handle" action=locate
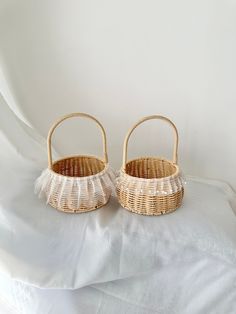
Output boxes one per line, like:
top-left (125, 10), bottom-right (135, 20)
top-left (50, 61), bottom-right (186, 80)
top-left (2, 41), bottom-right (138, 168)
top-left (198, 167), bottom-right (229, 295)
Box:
top-left (122, 115), bottom-right (179, 170)
top-left (47, 113), bottom-right (108, 169)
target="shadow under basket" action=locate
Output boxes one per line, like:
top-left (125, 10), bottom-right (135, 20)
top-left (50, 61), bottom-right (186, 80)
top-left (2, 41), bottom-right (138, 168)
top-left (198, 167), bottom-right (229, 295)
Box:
top-left (116, 115), bottom-right (185, 216)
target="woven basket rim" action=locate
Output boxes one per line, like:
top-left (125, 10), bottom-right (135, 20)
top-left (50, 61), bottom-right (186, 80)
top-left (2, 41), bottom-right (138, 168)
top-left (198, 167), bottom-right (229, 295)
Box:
top-left (48, 154), bottom-right (109, 180)
top-left (121, 156), bottom-right (180, 181)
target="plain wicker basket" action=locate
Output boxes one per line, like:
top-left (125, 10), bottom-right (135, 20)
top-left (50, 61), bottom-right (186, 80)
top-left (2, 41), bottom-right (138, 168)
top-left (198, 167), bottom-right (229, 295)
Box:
top-left (116, 115), bottom-right (184, 216)
top-left (35, 113), bottom-right (115, 213)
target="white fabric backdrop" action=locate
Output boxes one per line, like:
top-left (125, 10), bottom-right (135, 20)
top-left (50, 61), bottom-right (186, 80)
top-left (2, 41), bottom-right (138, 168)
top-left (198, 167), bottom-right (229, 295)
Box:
top-left (0, 0), bottom-right (236, 190)
top-left (0, 2), bottom-right (236, 311)
top-left (0, 94), bottom-right (236, 313)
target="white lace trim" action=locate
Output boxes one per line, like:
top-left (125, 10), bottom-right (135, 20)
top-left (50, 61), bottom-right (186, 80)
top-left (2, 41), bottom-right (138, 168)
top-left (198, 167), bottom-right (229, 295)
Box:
top-left (35, 166), bottom-right (116, 210)
top-left (116, 169), bottom-right (186, 196)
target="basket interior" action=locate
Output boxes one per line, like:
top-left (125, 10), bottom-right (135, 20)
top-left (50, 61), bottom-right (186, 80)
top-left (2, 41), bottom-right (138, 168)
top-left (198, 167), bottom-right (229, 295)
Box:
top-left (125, 157), bottom-right (177, 179)
top-left (52, 156), bottom-right (105, 177)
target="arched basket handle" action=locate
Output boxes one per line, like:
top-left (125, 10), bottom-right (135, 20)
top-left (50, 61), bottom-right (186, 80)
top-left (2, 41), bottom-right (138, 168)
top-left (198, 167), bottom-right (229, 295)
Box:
top-left (122, 115), bottom-right (179, 170)
top-left (47, 113), bottom-right (108, 169)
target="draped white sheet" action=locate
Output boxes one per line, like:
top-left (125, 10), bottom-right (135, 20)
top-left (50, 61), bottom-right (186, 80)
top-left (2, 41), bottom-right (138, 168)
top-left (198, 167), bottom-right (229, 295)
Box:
top-left (0, 94), bottom-right (236, 313)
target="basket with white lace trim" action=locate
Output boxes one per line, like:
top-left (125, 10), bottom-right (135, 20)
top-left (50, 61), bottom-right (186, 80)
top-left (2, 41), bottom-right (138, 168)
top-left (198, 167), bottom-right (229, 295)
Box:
top-left (116, 115), bottom-right (185, 216)
top-left (35, 113), bottom-right (115, 213)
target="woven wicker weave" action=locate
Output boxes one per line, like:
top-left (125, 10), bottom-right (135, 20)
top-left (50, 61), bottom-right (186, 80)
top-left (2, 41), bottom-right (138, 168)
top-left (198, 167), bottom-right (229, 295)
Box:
top-left (116, 115), bottom-right (184, 215)
top-left (35, 113), bottom-right (115, 213)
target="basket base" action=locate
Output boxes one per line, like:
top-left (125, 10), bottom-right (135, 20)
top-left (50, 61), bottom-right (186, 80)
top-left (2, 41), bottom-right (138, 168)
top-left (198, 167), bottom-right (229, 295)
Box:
top-left (119, 202), bottom-right (182, 216)
top-left (48, 197), bottom-right (110, 214)
top-left (117, 189), bottom-right (184, 216)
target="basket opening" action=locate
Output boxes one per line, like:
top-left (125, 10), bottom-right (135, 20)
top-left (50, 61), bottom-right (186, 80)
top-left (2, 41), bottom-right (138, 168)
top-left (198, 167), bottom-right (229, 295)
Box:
top-left (125, 158), bottom-right (177, 179)
top-left (52, 156), bottom-right (105, 177)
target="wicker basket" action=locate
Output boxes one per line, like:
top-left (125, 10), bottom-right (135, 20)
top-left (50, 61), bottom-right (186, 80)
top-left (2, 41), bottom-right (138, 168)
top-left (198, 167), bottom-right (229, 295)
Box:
top-left (35, 113), bottom-right (115, 213)
top-left (116, 115), bottom-right (184, 215)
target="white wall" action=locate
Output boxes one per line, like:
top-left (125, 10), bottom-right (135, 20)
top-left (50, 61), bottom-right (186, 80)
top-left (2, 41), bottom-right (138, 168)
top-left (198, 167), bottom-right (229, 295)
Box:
top-left (0, 0), bottom-right (235, 190)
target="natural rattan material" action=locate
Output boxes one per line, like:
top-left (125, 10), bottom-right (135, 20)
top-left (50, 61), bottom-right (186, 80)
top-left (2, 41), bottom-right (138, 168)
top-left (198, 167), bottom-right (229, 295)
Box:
top-left (35, 113), bottom-right (115, 213)
top-left (52, 156), bottom-right (105, 177)
top-left (116, 115), bottom-right (184, 216)
top-left (125, 158), bottom-right (177, 179)
top-left (117, 187), bottom-right (184, 215)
